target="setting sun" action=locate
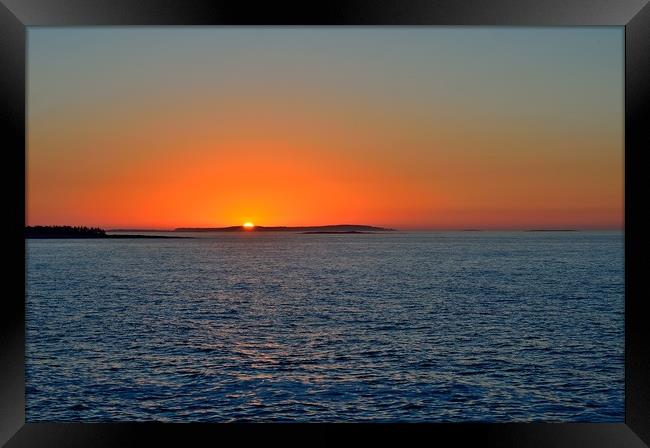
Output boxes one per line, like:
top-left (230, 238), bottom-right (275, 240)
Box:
top-left (243, 222), bottom-right (255, 230)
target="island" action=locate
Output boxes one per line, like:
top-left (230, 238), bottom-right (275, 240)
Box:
top-left (173, 224), bottom-right (395, 233)
top-left (25, 226), bottom-right (189, 239)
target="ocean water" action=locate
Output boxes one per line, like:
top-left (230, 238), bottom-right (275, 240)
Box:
top-left (26, 231), bottom-right (624, 422)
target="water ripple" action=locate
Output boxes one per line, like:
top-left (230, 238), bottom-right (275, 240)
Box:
top-left (26, 231), bottom-right (624, 422)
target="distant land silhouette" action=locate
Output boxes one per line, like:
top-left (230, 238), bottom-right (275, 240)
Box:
top-left (172, 224), bottom-right (395, 233)
top-left (40, 226), bottom-right (588, 237)
top-left (25, 226), bottom-right (188, 239)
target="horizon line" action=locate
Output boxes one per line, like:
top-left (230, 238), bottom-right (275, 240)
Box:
top-left (25, 223), bottom-right (624, 232)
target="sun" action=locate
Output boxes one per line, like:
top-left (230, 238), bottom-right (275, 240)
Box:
top-left (243, 222), bottom-right (255, 230)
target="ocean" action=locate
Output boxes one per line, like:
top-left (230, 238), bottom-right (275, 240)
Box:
top-left (25, 231), bottom-right (624, 422)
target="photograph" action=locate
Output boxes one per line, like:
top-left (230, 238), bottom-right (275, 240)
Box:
top-left (24, 26), bottom-right (626, 423)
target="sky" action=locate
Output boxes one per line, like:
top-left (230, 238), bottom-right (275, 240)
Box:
top-left (27, 27), bottom-right (624, 230)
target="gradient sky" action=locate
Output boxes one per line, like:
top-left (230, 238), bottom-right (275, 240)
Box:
top-left (27, 27), bottom-right (623, 230)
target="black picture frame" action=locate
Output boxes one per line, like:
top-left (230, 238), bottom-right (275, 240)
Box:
top-left (1, 1), bottom-right (648, 446)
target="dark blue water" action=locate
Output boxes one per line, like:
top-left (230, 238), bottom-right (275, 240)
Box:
top-left (26, 231), bottom-right (624, 422)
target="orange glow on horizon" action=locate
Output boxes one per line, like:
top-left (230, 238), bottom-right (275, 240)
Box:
top-left (25, 133), bottom-right (624, 230)
top-left (243, 222), bottom-right (255, 230)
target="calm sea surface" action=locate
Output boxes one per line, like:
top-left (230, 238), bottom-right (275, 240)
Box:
top-left (26, 231), bottom-right (624, 422)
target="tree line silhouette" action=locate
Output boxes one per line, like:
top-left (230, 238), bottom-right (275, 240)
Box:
top-left (25, 226), bottom-right (107, 238)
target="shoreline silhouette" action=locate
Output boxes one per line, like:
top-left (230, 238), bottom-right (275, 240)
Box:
top-left (27, 226), bottom-right (605, 238)
top-left (25, 226), bottom-right (188, 239)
